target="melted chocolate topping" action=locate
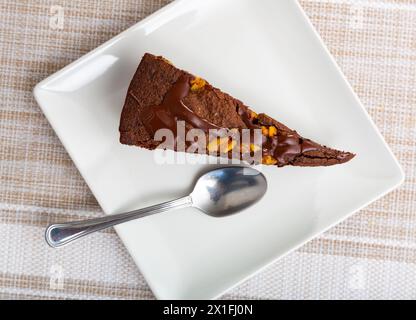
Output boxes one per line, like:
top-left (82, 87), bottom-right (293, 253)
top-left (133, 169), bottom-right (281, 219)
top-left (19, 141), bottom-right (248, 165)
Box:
top-left (137, 74), bottom-right (321, 165)
top-left (263, 134), bottom-right (318, 164)
top-left (237, 105), bottom-right (320, 164)
top-left (139, 75), bottom-right (219, 136)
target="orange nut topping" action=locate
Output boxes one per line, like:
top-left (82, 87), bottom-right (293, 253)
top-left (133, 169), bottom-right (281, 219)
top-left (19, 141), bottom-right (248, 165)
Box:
top-left (190, 77), bottom-right (206, 92)
top-left (207, 137), bottom-right (236, 153)
top-left (250, 143), bottom-right (261, 152)
top-left (268, 126), bottom-right (277, 137)
top-left (262, 155), bottom-right (278, 165)
top-left (224, 139), bottom-right (237, 153)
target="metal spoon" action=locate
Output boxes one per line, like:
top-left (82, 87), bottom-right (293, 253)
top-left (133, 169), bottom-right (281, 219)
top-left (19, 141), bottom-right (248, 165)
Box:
top-left (45, 166), bottom-right (267, 248)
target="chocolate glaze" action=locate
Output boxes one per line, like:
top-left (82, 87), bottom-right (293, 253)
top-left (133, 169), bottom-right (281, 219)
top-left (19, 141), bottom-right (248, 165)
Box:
top-left (138, 74), bottom-right (324, 166)
top-left (263, 134), bottom-right (318, 164)
top-left (139, 75), bottom-right (219, 136)
top-left (237, 105), bottom-right (320, 165)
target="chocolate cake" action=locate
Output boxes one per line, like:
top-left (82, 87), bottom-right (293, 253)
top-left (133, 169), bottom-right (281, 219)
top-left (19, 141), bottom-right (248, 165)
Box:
top-left (119, 53), bottom-right (355, 167)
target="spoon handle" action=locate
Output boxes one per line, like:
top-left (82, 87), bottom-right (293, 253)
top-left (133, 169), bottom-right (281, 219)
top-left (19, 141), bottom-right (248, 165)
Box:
top-left (45, 196), bottom-right (193, 248)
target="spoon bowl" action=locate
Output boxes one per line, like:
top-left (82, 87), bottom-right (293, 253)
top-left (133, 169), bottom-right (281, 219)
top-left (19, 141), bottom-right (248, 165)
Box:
top-left (192, 167), bottom-right (267, 217)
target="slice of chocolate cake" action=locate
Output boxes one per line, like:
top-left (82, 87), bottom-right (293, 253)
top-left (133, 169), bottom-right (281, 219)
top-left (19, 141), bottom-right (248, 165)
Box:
top-left (119, 53), bottom-right (354, 167)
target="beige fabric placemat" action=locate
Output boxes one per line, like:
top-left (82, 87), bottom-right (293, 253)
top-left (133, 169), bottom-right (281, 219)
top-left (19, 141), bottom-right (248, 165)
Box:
top-left (0, 0), bottom-right (415, 300)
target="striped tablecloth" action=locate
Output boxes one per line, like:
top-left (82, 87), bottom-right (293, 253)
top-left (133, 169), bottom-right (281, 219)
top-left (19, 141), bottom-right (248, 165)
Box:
top-left (1, 0), bottom-right (415, 300)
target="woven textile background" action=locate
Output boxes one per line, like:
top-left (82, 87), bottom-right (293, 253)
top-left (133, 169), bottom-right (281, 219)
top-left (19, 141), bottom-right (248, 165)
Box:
top-left (0, 0), bottom-right (415, 300)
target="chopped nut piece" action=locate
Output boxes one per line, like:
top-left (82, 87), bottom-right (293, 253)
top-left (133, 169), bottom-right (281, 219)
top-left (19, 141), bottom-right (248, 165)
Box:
top-left (218, 137), bottom-right (236, 153)
top-left (261, 126), bottom-right (269, 136)
top-left (218, 137), bottom-right (228, 152)
top-left (262, 155), bottom-right (278, 165)
top-left (226, 140), bottom-right (237, 153)
top-left (207, 137), bottom-right (236, 153)
top-left (207, 138), bottom-right (219, 153)
top-left (250, 143), bottom-right (261, 152)
top-left (190, 77), bottom-right (206, 92)
top-left (268, 126), bottom-right (277, 137)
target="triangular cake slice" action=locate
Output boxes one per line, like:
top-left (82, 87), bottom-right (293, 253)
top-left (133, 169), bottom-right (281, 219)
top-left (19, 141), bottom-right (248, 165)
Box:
top-left (119, 53), bottom-right (354, 167)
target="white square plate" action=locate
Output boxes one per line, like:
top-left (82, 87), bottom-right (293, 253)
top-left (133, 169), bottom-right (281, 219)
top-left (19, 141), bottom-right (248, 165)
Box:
top-left (34, 0), bottom-right (404, 299)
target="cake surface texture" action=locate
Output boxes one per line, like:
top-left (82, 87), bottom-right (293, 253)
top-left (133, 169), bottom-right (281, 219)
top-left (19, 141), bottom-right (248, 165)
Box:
top-left (119, 53), bottom-right (355, 167)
